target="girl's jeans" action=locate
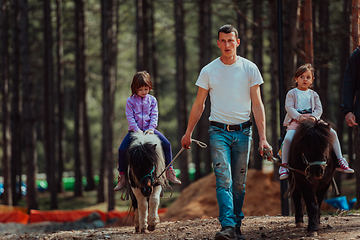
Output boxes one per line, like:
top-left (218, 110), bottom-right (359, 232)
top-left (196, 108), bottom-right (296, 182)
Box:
top-left (117, 129), bottom-right (172, 173)
top-left (209, 125), bottom-right (252, 228)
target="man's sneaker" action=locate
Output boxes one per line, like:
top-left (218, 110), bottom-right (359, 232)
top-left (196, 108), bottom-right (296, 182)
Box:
top-left (114, 174), bottom-right (127, 191)
top-left (279, 164), bottom-right (289, 180)
top-left (235, 227), bottom-right (245, 240)
top-left (166, 169), bottom-right (182, 185)
top-left (336, 157), bottom-right (354, 173)
top-left (215, 226), bottom-right (236, 240)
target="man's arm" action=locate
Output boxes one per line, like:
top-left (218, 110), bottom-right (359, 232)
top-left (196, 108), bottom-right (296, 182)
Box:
top-left (250, 84), bottom-right (271, 154)
top-left (181, 87), bottom-right (209, 149)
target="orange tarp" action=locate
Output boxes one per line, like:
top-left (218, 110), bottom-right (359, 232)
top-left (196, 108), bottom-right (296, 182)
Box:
top-left (29, 209), bottom-right (107, 223)
top-left (0, 207), bottom-right (167, 224)
top-left (0, 210), bottom-right (30, 224)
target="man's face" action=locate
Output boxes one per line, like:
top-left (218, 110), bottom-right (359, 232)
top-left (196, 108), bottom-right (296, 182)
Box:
top-left (217, 32), bottom-right (240, 58)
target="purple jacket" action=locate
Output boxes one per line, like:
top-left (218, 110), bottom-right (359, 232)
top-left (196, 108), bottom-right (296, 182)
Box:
top-left (125, 94), bottom-right (158, 132)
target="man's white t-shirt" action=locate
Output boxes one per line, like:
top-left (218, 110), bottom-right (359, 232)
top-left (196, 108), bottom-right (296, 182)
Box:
top-left (196, 56), bottom-right (264, 125)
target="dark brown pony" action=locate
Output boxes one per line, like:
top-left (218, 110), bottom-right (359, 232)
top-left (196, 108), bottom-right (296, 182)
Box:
top-left (288, 119), bottom-right (338, 237)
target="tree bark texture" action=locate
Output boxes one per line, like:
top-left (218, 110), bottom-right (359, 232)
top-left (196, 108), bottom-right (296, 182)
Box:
top-left (194, 0), bottom-right (212, 180)
top-left (101, 0), bottom-right (117, 210)
top-left (136, 0), bottom-right (148, 71)
top-left (43, 0), bottom-right (58, 209)
top-left (175, 0), bottom-right (189, 188)
top-left (11, 0), bottom-right (22, 205)
top-left (251, 0), bottom-right (263, 170)
top-left (1, 0), bottom-right (12, 206)
top-left (20, 0), bottom-right (38, 211)
top-left (56, 0), bottom-right (65, 193)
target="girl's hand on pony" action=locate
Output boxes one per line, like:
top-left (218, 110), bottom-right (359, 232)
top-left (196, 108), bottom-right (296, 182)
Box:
top-left (145, 129), bottom-right (154, 135)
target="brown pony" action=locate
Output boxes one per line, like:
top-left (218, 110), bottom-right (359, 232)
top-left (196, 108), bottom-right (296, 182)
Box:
top-left (288, 119), bottom-right (338, 237)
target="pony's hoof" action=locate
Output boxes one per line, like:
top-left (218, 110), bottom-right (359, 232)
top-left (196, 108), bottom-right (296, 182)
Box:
top-left (308, 231), bottom-right (318, 237)
top-left (140, 227), bottom-right (147, 233)
top-left (148, 225), bottom-right (156, 231)
top-left (296, 222), bottom-right (304, 228)
top-left (135, 226), bottom-right (140, 233)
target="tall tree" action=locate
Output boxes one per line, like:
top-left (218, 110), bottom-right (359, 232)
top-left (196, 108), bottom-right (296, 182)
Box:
top-left (0, 0), bottom-right (12, 206)
top-left (55, 0), bottom-right (65, 193)
top-left (74, 0), bottom-right (85, 197)
top-left (136, 0), bottom-right (148, 71)
top-left (269, 0), bottom-right (279, 179)
top-left (100, 0), bottom-right (117, 210)
top-left (194, 0), bottom-right (212, 180)
top-left (20, 0), bottom-right (38, 211)
top-left (43, 0), bottom-right (58, 209)
top-left (175, 0), bottom-right (189, 188)
top-left (11, 0), bottom-right (22, 205)
top-left (303, 0), bottom-right (314, 65)
top-left (149, 0), bottom-right (158, 97)
top-left (282, 0), bottom-right (300, 91)
top-left (251, 0), bottom-right (263, 170)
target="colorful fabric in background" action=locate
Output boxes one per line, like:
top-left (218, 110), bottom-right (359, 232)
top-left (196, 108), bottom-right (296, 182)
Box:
top-left (0, 204), bottom-right (166, 224)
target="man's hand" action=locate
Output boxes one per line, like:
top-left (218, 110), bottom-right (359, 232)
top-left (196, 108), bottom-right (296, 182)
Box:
top-left (345, 112), bottom-right (358, 127)
top-left (258, 139), bottom-right (272, 157)
top-left (181, 133), bottom-right (192, 149)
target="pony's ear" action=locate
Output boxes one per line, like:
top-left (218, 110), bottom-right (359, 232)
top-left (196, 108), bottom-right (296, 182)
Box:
top-left (152, 144), bottom-right (157, 151)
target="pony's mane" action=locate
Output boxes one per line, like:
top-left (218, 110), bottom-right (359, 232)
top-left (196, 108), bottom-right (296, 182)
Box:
top-left (291, 120), bottom-right (333, 156)
top-left (127, 132), bottom-right (167, 187)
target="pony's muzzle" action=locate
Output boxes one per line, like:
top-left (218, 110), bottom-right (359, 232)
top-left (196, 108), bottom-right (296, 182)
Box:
top-left (141, 178), bottom-right (153, 197)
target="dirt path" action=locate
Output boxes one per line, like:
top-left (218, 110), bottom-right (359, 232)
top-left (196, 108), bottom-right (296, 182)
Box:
top-left (1, 214), bottom-right (360, 239)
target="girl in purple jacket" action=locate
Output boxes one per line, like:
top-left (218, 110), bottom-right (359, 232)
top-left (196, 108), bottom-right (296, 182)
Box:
top-left (114, 71), bottom-right (181, 191)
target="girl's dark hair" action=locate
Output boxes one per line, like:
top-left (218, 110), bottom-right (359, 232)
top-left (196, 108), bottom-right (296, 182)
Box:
top-left (292, 63), bottom-right (315, 88)
top-left (131, 71), bottom-right (152, 96)
top-left (218, 24), bottom-right (238, 39)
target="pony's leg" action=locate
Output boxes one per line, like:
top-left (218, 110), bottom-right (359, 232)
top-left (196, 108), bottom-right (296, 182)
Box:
top-left (315, 185), bottom-right (331, 226)
top-left (301, 189), bottom-right (319, 234)
top-left (148, 185), bottom-right (161, 231)
top-left (134, 209), bottom-right (139, 233)
top-left (132, 187), bottom-right (148, 233)
top-left (292, 188), bottom-right (304, 227)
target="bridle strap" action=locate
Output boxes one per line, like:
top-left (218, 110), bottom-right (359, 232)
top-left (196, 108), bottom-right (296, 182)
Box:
top-left (140, 165), bottom-right (155, 184)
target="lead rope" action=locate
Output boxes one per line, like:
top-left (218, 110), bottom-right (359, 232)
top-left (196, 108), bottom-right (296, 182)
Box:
top-left (154, 139), bottom-right (207, 199)
top-left (153, 139), bottom-right (207, 184)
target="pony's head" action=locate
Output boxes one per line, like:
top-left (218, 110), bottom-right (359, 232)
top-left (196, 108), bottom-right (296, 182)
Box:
top-left (290, 120), bottom-right (333, 180)
top-left (126, 132), bottom-right (166, 197)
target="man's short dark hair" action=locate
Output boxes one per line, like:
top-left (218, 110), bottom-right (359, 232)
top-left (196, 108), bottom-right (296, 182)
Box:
top-left (218, 24), bottom-right (238, 39)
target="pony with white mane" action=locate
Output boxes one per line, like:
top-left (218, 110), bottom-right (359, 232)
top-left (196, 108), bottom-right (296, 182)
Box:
top-left (125, 131), bottom-right (169, 233)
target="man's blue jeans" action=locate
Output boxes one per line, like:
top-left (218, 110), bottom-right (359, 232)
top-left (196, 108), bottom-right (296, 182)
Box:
top-left (209, 125), bottom-right (252, 228)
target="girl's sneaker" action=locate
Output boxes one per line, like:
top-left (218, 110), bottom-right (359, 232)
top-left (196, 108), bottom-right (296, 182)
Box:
top-left (114, 174), bottom-right (127, 191)
top-left (336, 158), bottom-right (354, 173)
top-left (279, 164), bottom-right (289, 180)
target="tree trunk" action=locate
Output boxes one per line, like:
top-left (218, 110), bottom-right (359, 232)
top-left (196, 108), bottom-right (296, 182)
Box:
top-left (269, 0), bottom-right (279, 179)
top-left (150, 0), bottom-right (158, 98)
top-left (136, 0), bottom-right (148, 71)
top-left (236, 1), bottom-right (249, 57)
top-left (0, 0), bottom-right (12, 206)
top-left (303, 0), bottom-right (313, 65)
top-left (101, 0), bottom-right (117, 211)
top-left (11, 0), bottom-right (22, 205)
top-left (20, 0), bottom-right (38, 211)
top-left (55, 0), bottom-right (65, 193)
top-left (43, 0), bottom-right (58, 209)
top-left (175, 0), bottom-right (189, 188)
top-left (251, 0), bottom-right (263, 170)
top-left (194, 0), bottom-right (211, 180)
top-left (74, 0), bottom-right (85, 197)
top-left (282, 0), bottom-right (300, 92)
top-left (337, 0), bottom-right (351, 174)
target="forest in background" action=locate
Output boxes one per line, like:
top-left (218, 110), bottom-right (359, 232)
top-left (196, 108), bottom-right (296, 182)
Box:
top-left (0, 0), bottom-right (358, 212)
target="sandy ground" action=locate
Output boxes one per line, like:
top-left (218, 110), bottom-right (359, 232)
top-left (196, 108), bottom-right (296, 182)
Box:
top-left (1, 170), bottom-right (359, 239)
